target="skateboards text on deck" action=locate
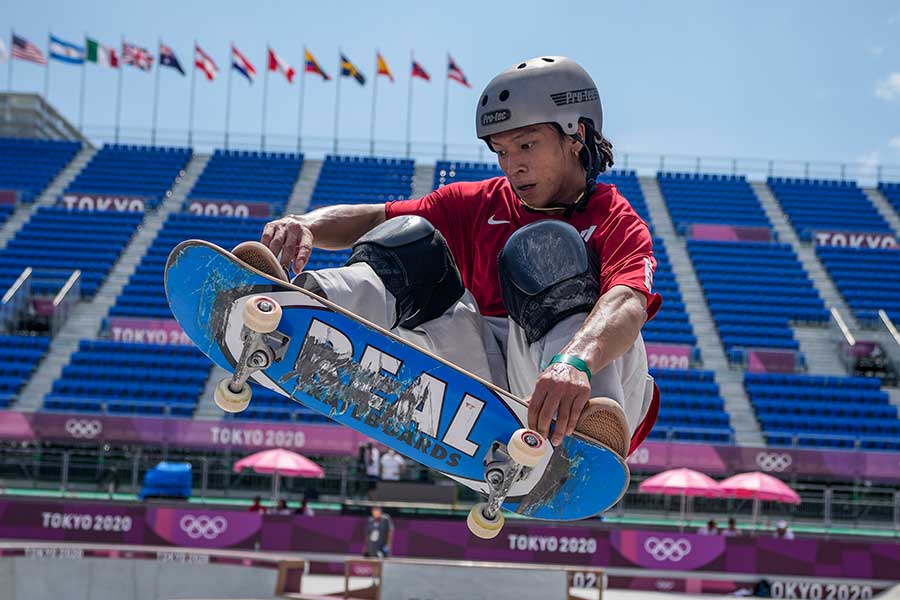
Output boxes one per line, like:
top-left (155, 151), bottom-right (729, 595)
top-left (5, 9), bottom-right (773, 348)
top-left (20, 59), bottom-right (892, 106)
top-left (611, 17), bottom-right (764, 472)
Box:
top-left (164, 240), bottom-right (629, 538)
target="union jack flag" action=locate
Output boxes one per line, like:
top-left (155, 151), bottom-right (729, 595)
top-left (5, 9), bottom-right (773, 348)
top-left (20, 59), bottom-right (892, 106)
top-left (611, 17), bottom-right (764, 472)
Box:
top-left (122, 42), bottom-right (153, 71)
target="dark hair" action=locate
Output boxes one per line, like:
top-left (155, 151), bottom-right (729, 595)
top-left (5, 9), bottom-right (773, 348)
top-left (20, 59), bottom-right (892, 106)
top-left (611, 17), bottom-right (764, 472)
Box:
top-left (551, 119), bottom-right (614, 209)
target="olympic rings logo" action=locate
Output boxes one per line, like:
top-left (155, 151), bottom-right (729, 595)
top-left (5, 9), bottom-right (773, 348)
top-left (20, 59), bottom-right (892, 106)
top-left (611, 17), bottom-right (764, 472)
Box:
top-left (755, 452), bottom-right (793, 472)
top-left (643, 537), bottom-right (692, 562)
top-left (178, 515), bottom-right (228, 540)
top-left (64, 419), bottom-right (103, 439)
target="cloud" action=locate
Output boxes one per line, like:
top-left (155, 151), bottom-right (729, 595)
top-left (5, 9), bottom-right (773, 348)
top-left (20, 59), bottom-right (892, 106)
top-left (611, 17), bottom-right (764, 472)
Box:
top-left (875, 73), bottom-right (900, 100)
top-left (889, 137), bottom-right (900, 152)
top-left (857, 151), bottom-right (881, 181)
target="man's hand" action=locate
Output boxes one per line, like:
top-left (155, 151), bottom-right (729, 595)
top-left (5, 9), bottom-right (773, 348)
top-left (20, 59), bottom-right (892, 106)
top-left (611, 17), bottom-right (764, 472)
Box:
top-left (261, 215), bottom-right (314, 273)
top-left (528, 362), bottom-right (591, 445)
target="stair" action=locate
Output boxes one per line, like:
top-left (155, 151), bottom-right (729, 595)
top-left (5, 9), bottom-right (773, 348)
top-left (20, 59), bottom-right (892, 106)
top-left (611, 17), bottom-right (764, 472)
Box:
top-left (14, 154), bottom-right (210, 412)
top-left (793, 325), bottom-right (848, 376)
top-left (411, 163), bottom-right (436, 199)
top-left (751, 180), bottom-right (860, 330)
top-left (0, 145), bottom-right (97, 251)
top-left (862, 187), bottom-right (900, 237)
top-left (284, 159), bottom-right (322, 216)
top-left (639, 176), bottom-right (765, 446)
top-left (195, 366), bottom-right (230, 419)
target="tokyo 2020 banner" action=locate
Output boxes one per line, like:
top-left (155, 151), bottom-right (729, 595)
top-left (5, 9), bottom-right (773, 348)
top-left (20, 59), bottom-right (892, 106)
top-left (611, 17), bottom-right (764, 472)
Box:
top-left (0, 498), bottom-right (896, 582)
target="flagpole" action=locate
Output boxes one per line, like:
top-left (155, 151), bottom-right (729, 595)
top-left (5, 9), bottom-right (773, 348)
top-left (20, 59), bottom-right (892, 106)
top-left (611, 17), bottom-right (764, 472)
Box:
top-left (296, 46), bottom-right (306, 153)
top-left (43, 32), bottom-right (50, 100)
top-left (332, 49), bottom-right (342, 155)
top-left (7, 29), bottom-right (13, 91)
top-left (188, 40), bottom-right (197, 147)
top-left (405, 50), bottom-right (414, 159)
top-left (78, 31), bottom-right (87, 132)
top-left (369, 50), bottom-right (378, 156)
top-left (442, 52), bottom-right (449, 161)
top-left (114, 35), bottom-right (124, 143)
top-left (261, 47), bottom-right (269, 151)
top-left (224, 44), bottom-right (233, 149)
top-left (151, 38), bottom-right (161, 146)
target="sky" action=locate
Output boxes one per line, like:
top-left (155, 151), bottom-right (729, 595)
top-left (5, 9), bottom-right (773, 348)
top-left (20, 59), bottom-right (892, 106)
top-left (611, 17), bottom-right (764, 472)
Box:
top-left (2, 0), bottom-right (899, 173)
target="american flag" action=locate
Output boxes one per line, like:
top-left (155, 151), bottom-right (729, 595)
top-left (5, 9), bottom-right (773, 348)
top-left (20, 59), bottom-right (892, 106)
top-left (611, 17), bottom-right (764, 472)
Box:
top-left (12, 34), bottom-right (47, 65)
top-left (122, 42), bottom-right (153, 71)
top-left (447, 55), bottom-right (471, 88)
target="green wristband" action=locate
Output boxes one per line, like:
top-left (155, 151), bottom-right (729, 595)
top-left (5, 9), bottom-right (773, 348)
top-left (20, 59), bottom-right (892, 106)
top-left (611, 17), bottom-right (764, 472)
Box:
top-left (549, 354), bottom-right (592, 382)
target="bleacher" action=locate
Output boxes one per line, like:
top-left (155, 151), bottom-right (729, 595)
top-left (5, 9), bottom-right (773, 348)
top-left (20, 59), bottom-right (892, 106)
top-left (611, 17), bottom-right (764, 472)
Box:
top-left (187, 149), bottom-right (303, 216)
top-left (0, 137), bottom-right (81, 206)
top-left (658, 172), bottom-right (770, 234)
top-left (0, 206), bottom-right (143, 297)
top-left (745, 373), bottom-right (900, 451)
top-left (65, 144), bottom-right (191, 211)
top-left (650, 368), bottom-right (732, 443)
top-left (109, 213), bottom-right (271, 320)
top-left (43, 340), bottom-right (206, 416)
top-left (0, 335), bottom-right (51, 409)
top-left (817, 246), bottom-right (900, 323)
top-left (768, 177), bottom-right (892, 242)
top-left (432, 160), bottom-right (503, 189)
top-left (309, 155), bottom-right (413, 211)
top-left (878, 182), bottom-right (900, 217)
top-left (689, 240), bottom-right (827, 353)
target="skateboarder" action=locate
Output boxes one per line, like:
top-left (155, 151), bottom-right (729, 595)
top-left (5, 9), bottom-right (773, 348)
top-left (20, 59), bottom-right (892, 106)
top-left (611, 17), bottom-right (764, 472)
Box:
top-left (250, 56), bottom-right (661, 459)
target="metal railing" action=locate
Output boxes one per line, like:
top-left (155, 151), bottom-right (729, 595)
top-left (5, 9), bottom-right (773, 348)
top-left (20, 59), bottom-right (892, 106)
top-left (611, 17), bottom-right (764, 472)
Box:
top-left (78, 124), bottom-right (900, 185)
top-left (0, 267), bottom-right (32, 333)
top-left (1, 444), bottom-right (898, 531)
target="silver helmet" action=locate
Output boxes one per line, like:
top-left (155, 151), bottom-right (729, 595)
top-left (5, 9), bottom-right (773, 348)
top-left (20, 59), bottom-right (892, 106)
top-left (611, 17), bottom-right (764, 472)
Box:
top-left (476, 56), bottom-right (603, 143)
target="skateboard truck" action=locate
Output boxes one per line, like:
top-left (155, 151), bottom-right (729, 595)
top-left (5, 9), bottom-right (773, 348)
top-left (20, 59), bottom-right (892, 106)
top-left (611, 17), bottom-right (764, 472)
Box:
top-left (467, 428), bottom-right (546, 539)
top-left (215, 295), bottom-right (289, 413)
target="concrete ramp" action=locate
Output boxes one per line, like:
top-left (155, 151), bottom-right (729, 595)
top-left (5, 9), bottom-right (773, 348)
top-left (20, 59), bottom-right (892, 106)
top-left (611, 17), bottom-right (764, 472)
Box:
top-left (0, 545), bottom-right (305, 600)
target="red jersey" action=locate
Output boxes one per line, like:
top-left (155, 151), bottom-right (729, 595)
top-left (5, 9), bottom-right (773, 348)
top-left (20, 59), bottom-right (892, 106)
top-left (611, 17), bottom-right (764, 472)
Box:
top-left (385, 177), bottom-right (661, 320)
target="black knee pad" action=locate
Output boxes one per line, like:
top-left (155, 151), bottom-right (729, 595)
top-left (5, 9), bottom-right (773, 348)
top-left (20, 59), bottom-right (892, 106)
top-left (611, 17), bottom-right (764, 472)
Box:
top-left (346, 215), bottom-right (465, 330)
top-left (498, 220), bottom-right (601, 344)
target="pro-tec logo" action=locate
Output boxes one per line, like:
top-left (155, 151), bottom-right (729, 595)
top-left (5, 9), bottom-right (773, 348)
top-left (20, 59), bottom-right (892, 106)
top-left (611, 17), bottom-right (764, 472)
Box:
top-left (550, 87), bottom-right (599, 107)
top-left (481, 109), bottom-right (511, 127)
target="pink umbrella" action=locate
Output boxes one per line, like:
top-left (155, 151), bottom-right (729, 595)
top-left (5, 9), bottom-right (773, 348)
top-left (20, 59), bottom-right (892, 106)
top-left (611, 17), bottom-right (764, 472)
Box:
top-left (718, 471), bottom-right (800, 527)
top-left (234, 448), bottom-right (324, 502)
top-left (639, 468), bottom-right (721, 526)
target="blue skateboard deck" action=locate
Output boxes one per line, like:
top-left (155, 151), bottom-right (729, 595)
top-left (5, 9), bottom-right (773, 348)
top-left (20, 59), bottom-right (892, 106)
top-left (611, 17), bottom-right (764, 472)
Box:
top-left (165, 240), bottom-right (628, 521)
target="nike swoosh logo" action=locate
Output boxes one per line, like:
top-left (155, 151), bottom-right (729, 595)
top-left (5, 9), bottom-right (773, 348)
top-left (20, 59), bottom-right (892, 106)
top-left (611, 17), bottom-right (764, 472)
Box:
top-left (487, 215), bottom-right (510, 225)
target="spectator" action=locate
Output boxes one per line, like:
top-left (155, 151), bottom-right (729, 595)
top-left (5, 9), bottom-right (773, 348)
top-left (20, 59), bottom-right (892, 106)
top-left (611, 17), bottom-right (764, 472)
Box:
top-left (380, 449), bottom-right (406, 481)
top-left (248, 496), bottom-right (266, 513)
top-left (722, 517), bottom-right (741, 537)
top-left (268, 499), bottom-right (292, 516)
top-left (296, 498), bottom-right (315, 517)
top-left (773, 520), bottom-right (794, 540)
top-left (363, 506), bottom-right (394, 558)
top-left (697, 518), bottom-right (719, 535)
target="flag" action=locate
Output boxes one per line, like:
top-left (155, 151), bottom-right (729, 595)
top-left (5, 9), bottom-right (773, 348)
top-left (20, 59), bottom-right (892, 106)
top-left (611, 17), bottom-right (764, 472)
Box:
top-left (0, 38), bottom-right (8, 63)
top-left (49, 35), bottom-right (84, 64)
top-left (411, 60), bottom-right (430, 82)
top-left (86, 38), bottom-right (119, 68)
top-left (447, 55), bottom-right (471, 88)
top-left (267, 47), bottom-right (295, 83)
top-left (340, 53), bottom-right (365, 85)
top-left (231, 45), bottom-right (256, 83)
top-left (194, 45), bottom-right (218, 81)
top-left (376, 52), bottom-right (393, 83)
top-left (159, 43), bottom-right (185, 75)
top-left (304, 48), bottom-right (329, 80)
top-left (122, 42), bottom-right (153, 71)
top-left (11, 34), bottom-right (46, 65)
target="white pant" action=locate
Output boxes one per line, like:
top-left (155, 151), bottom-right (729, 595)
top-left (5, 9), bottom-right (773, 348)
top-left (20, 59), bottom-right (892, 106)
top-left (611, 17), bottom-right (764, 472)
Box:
top-left (307, 263), bottom-right (655, 435)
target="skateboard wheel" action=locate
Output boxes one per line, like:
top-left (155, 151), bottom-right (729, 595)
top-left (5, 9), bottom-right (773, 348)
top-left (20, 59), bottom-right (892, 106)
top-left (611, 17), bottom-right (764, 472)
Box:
top-left (467, 503), bottom-right (504, 539)
top-left (214, 378), bottom-right (252, 413)
top-left (507, 428), bottom-right (545, 467)
top-left (243, 296), bottom-right (282, 333)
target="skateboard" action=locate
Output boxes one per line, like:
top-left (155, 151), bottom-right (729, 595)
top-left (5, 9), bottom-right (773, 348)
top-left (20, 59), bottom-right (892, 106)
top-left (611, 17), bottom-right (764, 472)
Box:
top-left (165, 240), bottom-right (629, 538)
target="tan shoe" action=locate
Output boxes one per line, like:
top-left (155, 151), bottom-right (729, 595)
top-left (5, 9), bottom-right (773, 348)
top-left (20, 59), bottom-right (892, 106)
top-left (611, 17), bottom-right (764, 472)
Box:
top-left (232, 241), bottom-right (289, 282)
top-left (575, 397), bottom-right (630, 459)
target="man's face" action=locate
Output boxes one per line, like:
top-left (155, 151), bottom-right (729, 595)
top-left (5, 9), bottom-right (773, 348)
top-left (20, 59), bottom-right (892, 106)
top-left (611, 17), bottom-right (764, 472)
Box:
top-left (489, 124), bottom-right (583, 208)
top-left (371, 507), bottom-right (382, 519)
